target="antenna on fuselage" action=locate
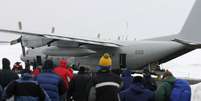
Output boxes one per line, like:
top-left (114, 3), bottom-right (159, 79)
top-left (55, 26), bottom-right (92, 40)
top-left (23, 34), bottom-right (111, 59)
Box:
top-left (97, 33), bottom-right (100, 39)
top-left (118, 36), bottom-right (120, 40)
top-left (51, 27), bottom-right (55, 33)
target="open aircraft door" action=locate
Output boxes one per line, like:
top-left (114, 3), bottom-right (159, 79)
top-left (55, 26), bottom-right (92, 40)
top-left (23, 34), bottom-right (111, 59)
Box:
top-left (36, 56), bottom-right (42, 65)
top-left (119, 53), bottom-right (127, 69)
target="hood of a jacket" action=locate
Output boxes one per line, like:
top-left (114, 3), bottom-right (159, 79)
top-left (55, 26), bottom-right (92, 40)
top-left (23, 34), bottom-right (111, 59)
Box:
top-left (59, 59), bottom-right (67, 68)
top-left (2, 58), bottom-right (11, 70)
top-left (163, 76), bottom-right (176, 84)
top-left (130, 83), bottom-right (145, 94)
top-left (122, 70), bottom-right (131, 77)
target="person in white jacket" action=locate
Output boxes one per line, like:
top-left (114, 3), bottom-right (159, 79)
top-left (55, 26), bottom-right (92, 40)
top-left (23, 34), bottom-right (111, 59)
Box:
top-left (191, 82), bottom-right (201, 101)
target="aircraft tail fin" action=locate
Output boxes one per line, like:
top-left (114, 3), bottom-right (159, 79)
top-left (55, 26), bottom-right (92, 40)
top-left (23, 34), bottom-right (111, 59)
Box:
top-left (179, 0), bottom-right (201, 44)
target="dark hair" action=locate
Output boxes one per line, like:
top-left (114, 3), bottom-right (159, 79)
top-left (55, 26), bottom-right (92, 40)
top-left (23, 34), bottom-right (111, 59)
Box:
top-left (2, 58), bottom-right (11, 70)
top-left (79, 66), bottom-right (86, 72)
top-left (42, 60), bottom-right (54, 70)
top-left (162, 70), bottom-right (173, 79)
top-left (133, 76), bottom-right (143, 83)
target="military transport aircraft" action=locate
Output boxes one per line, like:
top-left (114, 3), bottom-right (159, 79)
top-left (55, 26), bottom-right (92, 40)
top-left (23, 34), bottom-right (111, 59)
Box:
top-left (0, 0), bottom-right (201, 71)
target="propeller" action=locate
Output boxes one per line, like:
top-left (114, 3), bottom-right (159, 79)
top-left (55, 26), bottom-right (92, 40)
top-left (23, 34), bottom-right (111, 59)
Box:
top-left (10, 21), bottom-right (26, 56)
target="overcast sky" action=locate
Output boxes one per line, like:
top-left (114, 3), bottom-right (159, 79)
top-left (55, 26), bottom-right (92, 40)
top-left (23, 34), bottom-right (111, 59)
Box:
top-left (0, 0), bottom-right (200, 78)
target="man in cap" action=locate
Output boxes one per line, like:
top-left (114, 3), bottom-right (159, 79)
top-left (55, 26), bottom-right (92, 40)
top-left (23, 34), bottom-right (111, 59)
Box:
top-left (93, 53), bottom-right (122, 101)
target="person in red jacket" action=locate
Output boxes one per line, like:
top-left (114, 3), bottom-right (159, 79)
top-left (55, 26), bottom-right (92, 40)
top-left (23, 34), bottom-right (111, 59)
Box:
top-left (53, 59), bottom-right (69, 90)
top-left (32, 65), bottom-right (42, 77)
top-left (66, 64), bottom-right (74, 82)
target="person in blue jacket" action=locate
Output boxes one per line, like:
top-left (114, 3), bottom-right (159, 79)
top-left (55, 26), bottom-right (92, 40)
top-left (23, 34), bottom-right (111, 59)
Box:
top-left (120, 76), bottom-right (154, 101)
top-left (2, 73), bottom-right (50, 101)
top-left (35, 59), bottom-right (66, 101)
top-left (121, 69), bottom-right (133, 91)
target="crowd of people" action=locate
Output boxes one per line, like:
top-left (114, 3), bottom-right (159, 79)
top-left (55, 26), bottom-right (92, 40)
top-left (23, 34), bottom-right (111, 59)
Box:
top-left (0, 53), bottom-right (196, 101)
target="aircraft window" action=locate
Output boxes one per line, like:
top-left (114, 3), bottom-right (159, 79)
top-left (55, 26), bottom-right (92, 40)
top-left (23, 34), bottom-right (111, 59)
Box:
top-left (135, 50), bottom-right (144, 55)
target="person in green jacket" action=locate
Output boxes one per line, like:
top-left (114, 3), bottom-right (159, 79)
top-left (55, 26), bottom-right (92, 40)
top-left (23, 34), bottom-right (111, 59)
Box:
top-left (155, 70), bottom-right (176, 101)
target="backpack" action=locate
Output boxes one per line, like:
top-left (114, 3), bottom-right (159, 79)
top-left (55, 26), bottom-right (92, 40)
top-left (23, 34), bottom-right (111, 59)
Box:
top-left (170, 79), bottom-right (191, 101)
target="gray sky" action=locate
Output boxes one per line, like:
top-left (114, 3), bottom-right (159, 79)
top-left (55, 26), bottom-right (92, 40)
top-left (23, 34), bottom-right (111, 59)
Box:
top-left (0, 0), bottom-right (196, 39)
top-left (0, 0), bottom-right (200, 78)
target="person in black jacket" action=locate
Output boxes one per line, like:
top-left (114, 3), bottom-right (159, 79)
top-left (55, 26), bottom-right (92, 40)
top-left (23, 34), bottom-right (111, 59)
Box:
top-left (68, 66), bottom-right (91, 101)
top-left (142, 68), bottom-right (157, 91)
top-left (0, 58), bottom-right (19, 89)
top-left (94, 53), bottom-right (122, 101)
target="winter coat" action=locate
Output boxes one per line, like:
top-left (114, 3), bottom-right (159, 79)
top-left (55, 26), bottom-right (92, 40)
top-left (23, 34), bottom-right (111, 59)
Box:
top-left (0, 84), bottom-right (2, 101)
top-left (0, 58), bottom-right (19, 88)
top-left (35, 70), bottom-right (66, 101)
top-left (121, 70), bottom-right (133, 91)
top-left (53, 60), bottom-right (69, 89)
top-left (67, 68), bottom-right (74, 80)
top-left (2, 73), bottom-right (50, 101)
top-left (69, 72), bottom-right (92, 101)
top-left (120, 83), bottom-right (154, 101)
top-left (155, 76), bottom-right (176, 101)
top-left (32, 68), bottom-right (41, 77)
top-left (143, 74), bottom-right (157, 91)
top-left (94, 71), bottom-right (122, 101)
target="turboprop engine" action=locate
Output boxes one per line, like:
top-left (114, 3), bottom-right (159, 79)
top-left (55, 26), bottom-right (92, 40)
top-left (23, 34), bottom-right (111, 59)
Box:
top-left (42, 46), bottom-right (96, 56)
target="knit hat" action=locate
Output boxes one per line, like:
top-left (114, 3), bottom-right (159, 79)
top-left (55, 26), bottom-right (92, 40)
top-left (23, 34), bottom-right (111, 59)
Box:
top-left (98, 53), bottom-right (112, 67)
top-left (96, 53), bottom-right (112, 71)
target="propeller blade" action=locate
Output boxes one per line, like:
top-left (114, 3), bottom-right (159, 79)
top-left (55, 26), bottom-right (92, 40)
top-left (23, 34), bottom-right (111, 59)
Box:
top-left (21, 40), bottom-right (26, 56)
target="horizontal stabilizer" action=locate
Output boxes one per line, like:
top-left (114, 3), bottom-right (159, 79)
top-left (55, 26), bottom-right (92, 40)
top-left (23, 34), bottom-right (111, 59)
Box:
top-left (172, 39), bottom-right (201, 48)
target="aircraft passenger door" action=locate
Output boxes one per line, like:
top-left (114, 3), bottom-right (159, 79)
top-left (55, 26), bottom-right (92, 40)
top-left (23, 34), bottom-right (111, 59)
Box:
top-left (36, 56), bottom-right (42, 65)
top-left (119, 54), bottom-right (127, 69)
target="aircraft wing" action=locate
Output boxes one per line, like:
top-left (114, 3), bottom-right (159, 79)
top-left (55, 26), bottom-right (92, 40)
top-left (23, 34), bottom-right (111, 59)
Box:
top-left (0, 29), bottom-right (121, 47)
top-left (0, 41), bottom-right (10, 45)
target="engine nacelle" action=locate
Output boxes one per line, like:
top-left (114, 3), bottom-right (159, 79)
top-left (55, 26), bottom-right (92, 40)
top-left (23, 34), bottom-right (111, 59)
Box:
top-left (43, 46), bottom-right (96, 56)
top-left (22, 35), bottom-right (52, 48)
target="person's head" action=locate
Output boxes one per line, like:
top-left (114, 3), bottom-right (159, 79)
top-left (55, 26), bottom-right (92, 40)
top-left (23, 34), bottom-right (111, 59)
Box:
top-left (133, 76), bottom-right (143, 84)
top-left (79, 66), bottom-right (86, 73)
top-left (96, 53), bottom-right (112, 72)
top-left (15, 62), bottom-right (21, 65)
top-left (162, 70), bottom-right (173, 80)
top-left (25, 61), bottom-right (30, 69)
top-left (2, 58), bottom-right (10, 70)
top-left (59, 59), bottom-right (67, 68)
top-left (42, 59), bottom-right (54, 70)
